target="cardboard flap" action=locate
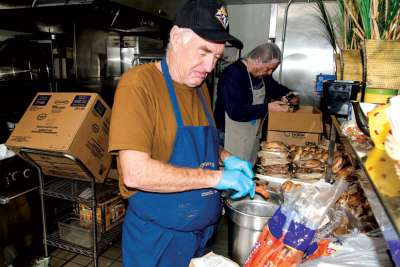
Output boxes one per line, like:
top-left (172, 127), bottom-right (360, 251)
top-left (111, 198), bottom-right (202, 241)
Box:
top-left (268, 106), bottom-right (323, 133)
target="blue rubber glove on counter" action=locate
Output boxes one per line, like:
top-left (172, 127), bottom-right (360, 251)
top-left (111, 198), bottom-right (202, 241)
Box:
top-left (223, 155), bottom-right (254, 178)
top-left (214, 170), bottom-right (255, 199)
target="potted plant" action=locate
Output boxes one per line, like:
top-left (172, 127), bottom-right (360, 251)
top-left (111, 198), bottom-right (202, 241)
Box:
top-left (315, 0), bottom-right (400, 103)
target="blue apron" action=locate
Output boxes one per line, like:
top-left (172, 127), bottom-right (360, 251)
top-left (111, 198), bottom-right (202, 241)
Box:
top-left (122, 59), bottom-right (222, 267)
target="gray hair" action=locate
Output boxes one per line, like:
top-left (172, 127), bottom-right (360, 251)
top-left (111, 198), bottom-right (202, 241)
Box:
top-left (167, 27), bottom-right (195, 51)
top-left (245, 43), bottom-right (282, 63)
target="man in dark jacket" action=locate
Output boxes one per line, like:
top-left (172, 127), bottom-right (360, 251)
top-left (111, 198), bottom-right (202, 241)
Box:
top-left (214, 42), bottom-right (299, 164)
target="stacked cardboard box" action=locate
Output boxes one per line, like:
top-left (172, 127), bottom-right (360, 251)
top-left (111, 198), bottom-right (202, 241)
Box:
top-left (267, 106), bottom-right (323, 146)
top-left (79, 195), bottom-right (125, 233)
top-left (6, 92), bottom-right (112, 182)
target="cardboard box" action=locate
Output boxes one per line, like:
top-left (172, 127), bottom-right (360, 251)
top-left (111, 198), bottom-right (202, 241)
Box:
top-left (6, 92), bottom-right (112, 182)
top-left (79, 195), bottom-right (125, 233)
top-left (267, 106), bottom-right (323, 146)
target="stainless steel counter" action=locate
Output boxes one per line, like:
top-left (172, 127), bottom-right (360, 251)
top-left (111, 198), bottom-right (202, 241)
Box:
top-left (333, 117), bottom-right (400, 266)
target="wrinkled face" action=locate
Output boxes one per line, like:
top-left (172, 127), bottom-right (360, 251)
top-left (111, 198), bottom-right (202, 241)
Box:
top-left (252, 59), bottom-right (280, 78)
top-left (171, 27), bottom-right (225, 87)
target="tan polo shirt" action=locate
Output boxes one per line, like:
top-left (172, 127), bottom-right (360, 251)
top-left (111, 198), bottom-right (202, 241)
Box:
top-left (109, 63), bottom-right (214, 198)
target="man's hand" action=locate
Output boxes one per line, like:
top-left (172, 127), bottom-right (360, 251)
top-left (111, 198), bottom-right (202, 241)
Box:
top-left (214, 170), bottom-right (255, 199)
top-left (282, 92), bottom-right (300, 105)
top-left (268, 101), bottom-right (289, 112)
top-left (289, 95), bottom-right (300, 105)
top-left (223, 155), bottom-right (254, 178)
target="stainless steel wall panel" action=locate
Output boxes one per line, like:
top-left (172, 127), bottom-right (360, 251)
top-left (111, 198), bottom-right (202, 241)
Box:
top-left (121, 36), bottom-right (164, 70)
top-left (76, 28), bottom-right (108, 79)
top-left (106, 33), bottom-right (122, 78)
top-left (273, 2), bottom-right (337, 106)
top-left (121, 46), bottom-right (136, 73)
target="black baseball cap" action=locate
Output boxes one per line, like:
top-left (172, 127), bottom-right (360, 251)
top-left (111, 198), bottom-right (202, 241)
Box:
top-left (174, 0), bottom-right (243, 49)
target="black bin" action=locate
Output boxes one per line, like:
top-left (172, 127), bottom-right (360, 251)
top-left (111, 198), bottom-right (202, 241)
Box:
top-left (321, 80), bottom-right (362, 119)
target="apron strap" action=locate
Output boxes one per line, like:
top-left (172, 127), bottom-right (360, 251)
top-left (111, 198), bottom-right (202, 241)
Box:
top-left (245, 67), bottom-right (266, 104)
top-left (196, 88), bottom-right (215, 128)
top-left (161, 58), bottom-right (184, 127)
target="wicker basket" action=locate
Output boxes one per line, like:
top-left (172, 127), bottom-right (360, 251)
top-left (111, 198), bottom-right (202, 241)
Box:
top-left (335, 53), bottom-right (342, 79)
top-left (363, 40), bottom-right (400, 90)
top-left (342, 49), bottom-right (363, 81)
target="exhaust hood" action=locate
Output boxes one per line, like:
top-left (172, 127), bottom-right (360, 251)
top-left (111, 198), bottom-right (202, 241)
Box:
top-left (0, 0), bottom-right (95, 9)
top-left (0, 0), bottom-right (172, 35)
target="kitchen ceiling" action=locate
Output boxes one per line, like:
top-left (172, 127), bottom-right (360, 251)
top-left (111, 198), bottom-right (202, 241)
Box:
top-left (112, 0), bottom-right (309, 20)
top-left (0, 0), bottom-right (319, 27)
top-left (0, 0), bottom-right (331, 34)
top-left (0, 0), bottom-right (172, 36)
top-left (111, 0), bottom-right (185, 20)
top-left (0, 0), bottom-right (95, 8)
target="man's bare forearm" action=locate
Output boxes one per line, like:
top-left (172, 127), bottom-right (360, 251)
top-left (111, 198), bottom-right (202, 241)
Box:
top-left (119, 150), bottom-right (222, 193)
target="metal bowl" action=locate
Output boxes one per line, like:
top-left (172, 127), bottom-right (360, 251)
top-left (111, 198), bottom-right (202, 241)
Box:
top-left (224, 196), bottom-right (279, 265)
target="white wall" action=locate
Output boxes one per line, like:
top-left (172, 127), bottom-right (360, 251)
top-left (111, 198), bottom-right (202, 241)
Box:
top-left (212, 4), bottom-right (271, 107)
top-left (227, 4), bottom-right (272, 56)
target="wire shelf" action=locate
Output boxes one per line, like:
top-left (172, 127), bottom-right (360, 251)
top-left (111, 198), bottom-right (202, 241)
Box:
top-left (47, 224), bottom-right (122, 257)
top-left (43, 178), bottom-right (119, 203)
top-left (19, 148), bottom-right (122, 267)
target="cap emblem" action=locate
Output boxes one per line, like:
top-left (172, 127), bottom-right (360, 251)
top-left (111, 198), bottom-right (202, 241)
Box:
top-left (215, 6), bottom-right (229, 29)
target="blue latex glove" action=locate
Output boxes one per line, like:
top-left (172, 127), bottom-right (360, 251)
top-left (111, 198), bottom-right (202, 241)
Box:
top-left (214, 170), bottom-right (255, 199)
top-left (223, 155), bottom-right (254, 178)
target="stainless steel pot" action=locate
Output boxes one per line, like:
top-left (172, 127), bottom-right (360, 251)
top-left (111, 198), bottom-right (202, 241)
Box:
top-left (225, 196), bottom-right (279, 265)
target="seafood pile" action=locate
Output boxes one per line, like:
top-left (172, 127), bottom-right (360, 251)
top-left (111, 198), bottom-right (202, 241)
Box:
top-left (341, 122), bottom-right (373, 153)
top-left (257, 178), bottom-right (377, 235)
top-left (335, 178), bottom-right (378, 233)
top-left (257, 141), bottom-right (349, 180)
top-left (253, 180), bottom-right (301, 202)
top-left (257, 141), bottom-right (291, 177)
top-left (257, 141), bottom-right (378, 236)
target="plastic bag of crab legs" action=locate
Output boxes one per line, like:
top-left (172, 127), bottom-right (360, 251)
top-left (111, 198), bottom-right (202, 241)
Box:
top-left (244, 179), bottom-right (348, 267)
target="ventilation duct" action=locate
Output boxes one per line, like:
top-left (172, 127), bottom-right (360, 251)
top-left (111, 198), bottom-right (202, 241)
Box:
top-left (0, 0), bottom-right (95, 9)
top-left (0, 0), bottom-right (172, 36)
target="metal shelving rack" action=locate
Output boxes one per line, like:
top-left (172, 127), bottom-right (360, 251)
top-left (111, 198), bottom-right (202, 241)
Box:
top-left (0, 185), bottom-right (39, 205)
top-left (332, 117), bottom-right (400, 266)
top-left (19, 148), bottom-right (121, 267)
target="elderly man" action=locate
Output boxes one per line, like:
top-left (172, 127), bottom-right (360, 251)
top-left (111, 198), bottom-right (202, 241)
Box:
top-left (214, 43), bottom-right (299, 165)
top-left (109, 0), bottom-right (255, 266)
